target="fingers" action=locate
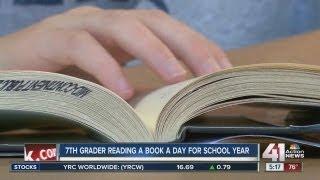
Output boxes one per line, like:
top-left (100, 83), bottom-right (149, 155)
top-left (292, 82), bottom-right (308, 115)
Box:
top-left (135, 10), bottom-right (232, 75)
top-left (83, 14), bottom-right (187, 83)
top-left (206, 39), bottom-right (232, 69)
top-left (62, 8), bottom-right (231, 81)
top-left (39, 7), bottom-right (231, 98)
top-left (63, 31), bottom-right (134, 99)
top-left (107, 20), bottom-right (187, 83)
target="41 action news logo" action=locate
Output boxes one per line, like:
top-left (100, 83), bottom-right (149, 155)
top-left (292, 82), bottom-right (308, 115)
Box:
top-left (262, 143), bottom-right (304, 162)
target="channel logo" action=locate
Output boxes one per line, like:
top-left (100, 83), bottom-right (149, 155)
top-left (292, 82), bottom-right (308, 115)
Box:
top-left (24, 144), bottom-right (57, 161)
top-left (262, 143), bottom-right (285, 162)
top-left (289, 144), bottom-right (300, 150)
top-left (262, 143), bottom-right (304, 162)
top-left (286, 143), bottom-right (304, 159)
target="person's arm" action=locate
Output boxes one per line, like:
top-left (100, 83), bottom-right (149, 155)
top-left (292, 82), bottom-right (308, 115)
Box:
top-left (0, 7), bottom-right (231, 100)
top-left (228, 30), bottom-right (320, 66)
top-left (123, 30), bottom-right (320, 94)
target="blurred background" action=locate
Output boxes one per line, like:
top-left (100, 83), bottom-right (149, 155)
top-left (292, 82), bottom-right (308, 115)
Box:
top-left (1, 0), bottom-right (320, 50)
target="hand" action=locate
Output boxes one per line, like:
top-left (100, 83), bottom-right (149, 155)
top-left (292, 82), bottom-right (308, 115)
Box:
top-left (0, 7), bottom-right (231, 100)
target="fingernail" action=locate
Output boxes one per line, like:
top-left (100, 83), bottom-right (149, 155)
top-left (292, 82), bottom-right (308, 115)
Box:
top-left (116, 78), bottom-right (134, 100)
top-left (198, 57), bottom-right (221, 75)
top-left (162, 59), bottom-right (187, 83)
top-left (220, 57), bottom-right (233, 69)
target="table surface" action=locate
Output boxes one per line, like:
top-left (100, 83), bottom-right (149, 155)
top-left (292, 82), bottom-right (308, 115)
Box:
top-left (3, 31), bottom-right (320, 179)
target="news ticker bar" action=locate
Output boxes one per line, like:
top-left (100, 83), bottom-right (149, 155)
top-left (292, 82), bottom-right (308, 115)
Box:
top-left (24, 143), bottom-right (259, 162)
top-left (11, 162), bottom-right (259, 172)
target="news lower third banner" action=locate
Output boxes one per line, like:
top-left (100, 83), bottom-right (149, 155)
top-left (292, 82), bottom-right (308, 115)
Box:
top-left (11, 143), bottom-right (260, 172)
top-left (24, 143), bottom-right (259, 162)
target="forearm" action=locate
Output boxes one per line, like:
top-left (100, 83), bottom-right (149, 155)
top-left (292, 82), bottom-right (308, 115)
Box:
top-left (123, 30), bottom-right (320, 93)
top-left (0, 36), bottom-right (14, 69)
top-left (227, 30), bottom-right (320, 66)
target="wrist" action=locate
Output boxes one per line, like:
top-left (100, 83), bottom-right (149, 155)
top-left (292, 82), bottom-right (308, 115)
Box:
top-left (0, 36), bottom-right (13, 70)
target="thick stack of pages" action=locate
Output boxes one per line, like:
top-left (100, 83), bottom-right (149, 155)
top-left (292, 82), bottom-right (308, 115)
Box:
top-left (0, 63), bottom-right (319, 155)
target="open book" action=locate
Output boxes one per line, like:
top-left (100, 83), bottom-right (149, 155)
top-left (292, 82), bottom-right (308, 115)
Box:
top-left (1, 63), bottom-right (320, 149)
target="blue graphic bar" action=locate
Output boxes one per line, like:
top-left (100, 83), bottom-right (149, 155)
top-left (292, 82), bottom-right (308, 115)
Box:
top-left (58, 143), bottom-right (258, 161)
top-left (11, 162), bottom-right (259, 172)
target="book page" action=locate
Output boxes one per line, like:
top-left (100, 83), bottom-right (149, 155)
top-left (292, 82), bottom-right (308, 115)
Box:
top-left (0, 71), bottom-right (153, 142)
top-left (131, 78), bottom-right (198, 133)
